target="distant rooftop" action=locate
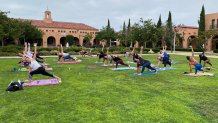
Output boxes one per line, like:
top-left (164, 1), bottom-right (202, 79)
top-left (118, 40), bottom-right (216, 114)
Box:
top-left (18, 19), bottom-right (98, 31)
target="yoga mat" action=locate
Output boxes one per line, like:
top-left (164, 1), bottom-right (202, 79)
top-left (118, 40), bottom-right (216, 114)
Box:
top-left (18, 67), bottom-right (53, 72)
top-left (127, 61), bottom-right (137, 64)
top-left (130, 72), bottom-right (157, 77)
top-left (23, 79), bottom-right (60, 86)
top-left (58, 60), bottom-right (81, 64)
top-left (101, 64), bottom-right (113, 66)
top-left (95, 61), bottom-right (103, 64)
top-left (155, 67), bottom-right (176, 71)
top-left (183, 72), bottom-right (214, 77)
top-left (111, 67), bottom-right (136, 71)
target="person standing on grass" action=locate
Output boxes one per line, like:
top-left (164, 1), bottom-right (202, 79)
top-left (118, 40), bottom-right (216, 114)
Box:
top-left (110, 55), bottom-right (130, 68)
top-left (135, 56), bottom-right (156, 75)
top-left (25, 43), bottom-right (61, 82)
top-left (186, 46), bottom-right (204, 74)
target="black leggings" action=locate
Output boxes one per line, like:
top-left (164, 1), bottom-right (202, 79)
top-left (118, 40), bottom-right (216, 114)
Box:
top-left (29, 67), bottom-right (54, 79)
top-left (163, 58), bottom-right (171, 67)
top-left (116, 60), bottom-right (128, 68)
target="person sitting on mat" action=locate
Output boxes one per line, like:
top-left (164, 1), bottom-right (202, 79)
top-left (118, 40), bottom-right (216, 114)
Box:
top-left (25, 43), bottom-right (61, 82)
top-left (57, 44), bottom-right (76, 62)
top-left (135, 56), bottom-right (156, 75)
top-left (186, 46), bottom-right (204, 74)
top-left (111, 55), bottom-right (130, 68)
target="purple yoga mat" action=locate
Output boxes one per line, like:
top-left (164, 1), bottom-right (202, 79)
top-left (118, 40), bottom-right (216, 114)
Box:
top-left (23, 79), bottom-right (60, 86)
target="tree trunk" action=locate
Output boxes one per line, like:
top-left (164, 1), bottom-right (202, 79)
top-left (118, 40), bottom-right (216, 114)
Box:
top-left (1, 39), bottom-right (4, 47)
top-left (144, 42), bottom-right (146, 48)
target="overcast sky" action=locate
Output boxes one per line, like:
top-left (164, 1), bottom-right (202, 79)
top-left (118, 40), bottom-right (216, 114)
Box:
top-left (0, 0), bottom-right (217, 31)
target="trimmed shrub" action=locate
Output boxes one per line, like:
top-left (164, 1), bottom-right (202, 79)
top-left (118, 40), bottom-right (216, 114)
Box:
top-left (213, 49), bottom-right (218, 53)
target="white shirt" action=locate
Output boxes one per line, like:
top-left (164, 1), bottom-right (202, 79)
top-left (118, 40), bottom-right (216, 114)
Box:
top-left (29, 60), bottom-right (41, 71)
top-left (63, 53), bottom-right (69, 57)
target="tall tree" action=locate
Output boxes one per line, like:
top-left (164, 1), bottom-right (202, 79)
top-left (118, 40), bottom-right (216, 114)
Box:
top-left (166, 11), bottom-right (174, 51)
top-left (156, 15), bottom-right (163, 47)
top-left (126, 18), bottom-right (132, 46)
top-left (107, 19), bottom-right (111, 29)
top-left (157, 15), bottom-right (162, 28)
top-left (119, 21), bottom-right (127, 46)
top-left (198, 5), bottom-right (205, 36)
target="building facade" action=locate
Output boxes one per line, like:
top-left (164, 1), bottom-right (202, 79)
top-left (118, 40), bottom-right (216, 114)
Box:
top-left (29, 10), bottom-right (98, 47)
top-left (176, 13), bottom-right (218, 51)
top-left (205, 13), bottom-right (218, 51)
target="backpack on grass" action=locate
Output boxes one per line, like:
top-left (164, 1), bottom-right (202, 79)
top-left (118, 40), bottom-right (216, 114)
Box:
top-left (6, 80), bottom-right (24, 92)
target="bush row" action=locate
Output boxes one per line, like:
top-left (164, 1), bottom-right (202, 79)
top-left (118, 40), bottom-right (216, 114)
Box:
top-left (0, 45), bottom-right (206, 56)
top-left (214, 49), bottom-right (218, 53)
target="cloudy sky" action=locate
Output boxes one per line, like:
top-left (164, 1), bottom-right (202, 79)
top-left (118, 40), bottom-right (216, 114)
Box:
top-left (0, 0), bottom-right (217, 31)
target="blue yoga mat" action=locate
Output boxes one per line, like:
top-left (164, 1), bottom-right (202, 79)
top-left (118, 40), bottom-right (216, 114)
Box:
top-left (111, 67), bottom-right (136, 71)
top-left (130, 72), bottom-right (157, 76)
top-left (155, 67), bottom-right (176, 71)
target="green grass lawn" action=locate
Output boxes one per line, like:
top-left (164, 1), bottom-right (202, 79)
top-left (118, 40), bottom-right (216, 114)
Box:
top-left (0, 55), bottom-right (217, 123)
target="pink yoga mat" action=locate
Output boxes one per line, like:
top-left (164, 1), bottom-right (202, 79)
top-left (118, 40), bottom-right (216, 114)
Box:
top-left (23, 79), bottom-right (60, 86)
top-left (57, 60), bottom-right (81, 64)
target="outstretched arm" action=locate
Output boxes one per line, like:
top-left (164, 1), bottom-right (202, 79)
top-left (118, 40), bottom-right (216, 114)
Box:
top-left (23, 42), bottom-right (27, 55)
top-left (106, 47), bottom-right (109, 56)
top-left (190, 46), bottom-right (194, 57)
top-left (60, 44), bottom-right (64, 54)
top-left (140, 46), bottom-right (143, 57)
top-left (131, 44), bottom-right (136, 54)
top-left (33, 43), bottom-right (37, 59)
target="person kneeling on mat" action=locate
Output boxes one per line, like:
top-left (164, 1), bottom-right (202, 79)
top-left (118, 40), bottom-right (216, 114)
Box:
top-left (25, 43), bottom-right (61, 82)
top-left (186, 46), bottom-right (204, 74)
top-left (111, 55), bottom-right (130, 68)
top-left (135, 56), bottom-right (156, 75)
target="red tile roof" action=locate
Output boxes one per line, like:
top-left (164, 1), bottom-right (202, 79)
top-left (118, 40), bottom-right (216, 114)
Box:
top-left (19, 19), bottom-right (98, 31)
top-left (176, 25), bottom-right (198, 29)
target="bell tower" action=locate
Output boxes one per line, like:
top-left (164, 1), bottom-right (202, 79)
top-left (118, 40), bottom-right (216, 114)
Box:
top-left (44, 7), bottom-right (53, 23)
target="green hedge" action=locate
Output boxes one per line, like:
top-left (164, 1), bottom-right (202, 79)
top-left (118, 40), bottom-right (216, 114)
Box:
top-left (214, 49), bottom-right (218, 53)
top-left (0, 45), bottom-right (208, 56)
top-left (175, 48), bottom-right (202, 52)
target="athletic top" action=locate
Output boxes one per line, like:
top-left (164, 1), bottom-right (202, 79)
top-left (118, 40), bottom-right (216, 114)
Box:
top-left (189, 57), bottom-right (198, 66)
top-left (27, 51), bottom-right (33, 58)
top-left (29, 60), bottom-right (41, 71)
top-left (63, 53), bottom-right (69, 57)
top-left (137, 57), bottom-right (149, 67)
top-left (99, 51), bottom-right (106, 58)
top-left (199, 54), bottom-right (208, 61)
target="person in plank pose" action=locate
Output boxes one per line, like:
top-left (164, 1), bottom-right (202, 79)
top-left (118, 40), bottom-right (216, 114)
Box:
top-left (199, 44), bottom-right (212, 67)
top-left (25, 43), bottom-right (61, 82)
top-left (135, 56), bottom-right (156, 75)
top-left (98, 45), bottom-right (110, 64)
top-left (57, 44), bottom-right (76, 62)
top-left (80, 46), bottom-right (92, 57)
top-left (110, 55), bottom-right (130, 68)
top-left (130, 45), bottom-right (140, 63)
top-left (186, 46), bottom-right (204, 74)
